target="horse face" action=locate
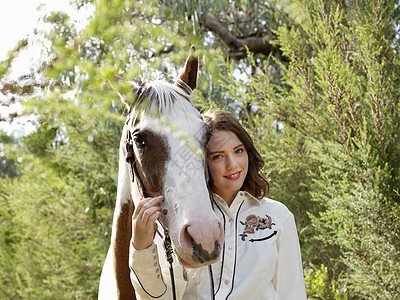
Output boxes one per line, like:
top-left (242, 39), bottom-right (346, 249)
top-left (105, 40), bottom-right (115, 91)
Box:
top-left (127, 83), bottom-right (224, 268)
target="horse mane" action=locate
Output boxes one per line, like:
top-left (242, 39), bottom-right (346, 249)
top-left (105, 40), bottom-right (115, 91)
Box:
top-left (134, 79), bottom-right (194, 111)
top-left (127, 79), bottom-right (203, 133)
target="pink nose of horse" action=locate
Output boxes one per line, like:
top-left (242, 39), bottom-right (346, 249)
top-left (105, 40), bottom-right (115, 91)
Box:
top-left (180, 218), bottom-right (224, 265)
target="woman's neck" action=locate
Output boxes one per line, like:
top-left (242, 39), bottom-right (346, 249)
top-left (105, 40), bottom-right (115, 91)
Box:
top-left (214, 189), bottom-right (239, 207)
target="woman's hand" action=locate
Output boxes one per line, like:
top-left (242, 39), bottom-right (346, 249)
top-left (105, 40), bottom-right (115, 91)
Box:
top-left (131, 195), bottom-right (164, 250)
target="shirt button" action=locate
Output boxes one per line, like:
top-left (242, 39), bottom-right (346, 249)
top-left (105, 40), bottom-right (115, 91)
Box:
top-left (228, 219), bottom-right (233, 223)
top-left (224, 280), bottom-right (229, 285)
top-left (228, 246), bottom-right (232, 250)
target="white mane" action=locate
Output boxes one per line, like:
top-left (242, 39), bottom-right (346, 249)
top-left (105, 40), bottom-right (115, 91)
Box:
top-left (129, 80), bottom-right (204, 144)
top-left (132, 79), bottom-right (196, 115)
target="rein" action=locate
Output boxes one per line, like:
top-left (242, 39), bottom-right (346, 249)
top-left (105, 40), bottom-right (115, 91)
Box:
top-left (125, 130), bottom-right (177, 300)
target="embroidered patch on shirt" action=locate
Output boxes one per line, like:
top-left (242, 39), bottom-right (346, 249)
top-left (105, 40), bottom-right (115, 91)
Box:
top-left (239, 214), bottom-right (276, 241)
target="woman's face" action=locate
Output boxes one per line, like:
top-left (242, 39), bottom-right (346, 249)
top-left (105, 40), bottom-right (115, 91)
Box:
top-left (207, 129), bottom-right (249, 206)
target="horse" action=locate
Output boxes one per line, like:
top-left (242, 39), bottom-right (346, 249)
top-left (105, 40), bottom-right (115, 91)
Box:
top-left (98, 51), bottom-right (224, 299)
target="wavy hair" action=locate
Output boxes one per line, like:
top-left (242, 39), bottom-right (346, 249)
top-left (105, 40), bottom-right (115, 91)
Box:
top-left (202, 109), bottom-right (269, 199)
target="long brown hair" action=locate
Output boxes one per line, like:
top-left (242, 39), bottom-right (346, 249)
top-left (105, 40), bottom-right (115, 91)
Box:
top-left (202, 109), bottom-right (269, 199)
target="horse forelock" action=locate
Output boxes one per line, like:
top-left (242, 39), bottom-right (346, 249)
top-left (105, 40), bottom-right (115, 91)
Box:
top-left (127, 80), bottom-right (204, 142)
top-left (131, 80), bottom-right (195, 116)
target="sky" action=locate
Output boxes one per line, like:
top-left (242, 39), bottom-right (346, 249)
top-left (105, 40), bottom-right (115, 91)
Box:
top-left (0, 0), bottom-right (92, 136)
top-left (0, 0), bottom-right (73, 60)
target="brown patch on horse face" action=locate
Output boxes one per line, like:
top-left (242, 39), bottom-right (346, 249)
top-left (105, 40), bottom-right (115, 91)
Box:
top-left (112, 200), bottom-right (136, 299)
top-left (133, 129), bottom-right (169, 196)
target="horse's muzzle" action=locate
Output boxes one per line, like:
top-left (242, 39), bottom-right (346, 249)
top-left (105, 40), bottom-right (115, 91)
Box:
top-left (175, 218), bottom-right (224, 268)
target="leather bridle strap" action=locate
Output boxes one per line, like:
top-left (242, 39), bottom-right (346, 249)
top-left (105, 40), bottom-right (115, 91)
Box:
top-left (125, 130), bottom-right (146, 197)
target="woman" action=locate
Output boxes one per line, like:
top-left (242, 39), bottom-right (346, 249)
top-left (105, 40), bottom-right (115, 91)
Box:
top-left (129, 109), bottom-right (307, 299)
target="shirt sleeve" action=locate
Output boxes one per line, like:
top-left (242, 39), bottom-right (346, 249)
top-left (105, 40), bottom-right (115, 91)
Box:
top-left (129, 242), bottom-right (167, 299)
top-left (129, 241), bottom-right (188, 299)
top-left (272, 210), bottom-right (307, 300)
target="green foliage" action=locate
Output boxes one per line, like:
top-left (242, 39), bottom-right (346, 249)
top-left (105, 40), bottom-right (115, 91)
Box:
top-left (0, 132), bottom-right (20, 178)
top-left (0, 146), bottom-right (110, 299)
top-left (22, 123), bottom-right (59, 157)
top-left (305, 264), bottom-right (348, 300)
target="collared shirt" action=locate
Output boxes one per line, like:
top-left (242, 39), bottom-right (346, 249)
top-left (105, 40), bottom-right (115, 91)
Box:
top-left (130, 191), bottom-right (307, 299)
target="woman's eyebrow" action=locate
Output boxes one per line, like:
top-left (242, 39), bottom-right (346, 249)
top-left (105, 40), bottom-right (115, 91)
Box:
top-left (207, 149), bottom-right (223, 155)
top-left (208, 143), bottom-right (244, 155)
top-left (233, 143), bottom-right (244, 150)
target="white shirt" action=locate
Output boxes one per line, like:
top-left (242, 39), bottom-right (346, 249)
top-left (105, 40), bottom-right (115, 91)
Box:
top-left (130, 191), bottom-right (307, 299)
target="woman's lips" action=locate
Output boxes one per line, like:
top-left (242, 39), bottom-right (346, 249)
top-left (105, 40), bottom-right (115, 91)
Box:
top-left (224, 171), bottom-right (241, 180)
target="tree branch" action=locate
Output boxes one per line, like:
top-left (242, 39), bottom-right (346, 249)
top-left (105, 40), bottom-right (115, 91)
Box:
top-left (202, 17), bottom-right (274, 57)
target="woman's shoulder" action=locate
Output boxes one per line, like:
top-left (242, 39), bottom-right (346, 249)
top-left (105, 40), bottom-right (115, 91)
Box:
top-left (258, 197), bottom-right (294, 218)
top-left (240, 191), bottom-right (294, 219)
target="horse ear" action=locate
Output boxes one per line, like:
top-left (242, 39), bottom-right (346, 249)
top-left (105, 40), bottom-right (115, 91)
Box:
top-left (175, 46), bottom-right (199, 91)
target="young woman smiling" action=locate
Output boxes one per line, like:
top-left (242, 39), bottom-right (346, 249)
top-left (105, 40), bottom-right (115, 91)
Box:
top-left (129, 109), bottom-right (307, 299)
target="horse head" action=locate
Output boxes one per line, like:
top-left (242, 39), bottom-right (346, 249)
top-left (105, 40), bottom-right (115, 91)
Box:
top-left (121, 53), bottom-right (224, 268)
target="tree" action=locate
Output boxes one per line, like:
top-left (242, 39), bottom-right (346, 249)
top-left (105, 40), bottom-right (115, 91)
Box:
top-left (0, 133), bottom-right (109, 298)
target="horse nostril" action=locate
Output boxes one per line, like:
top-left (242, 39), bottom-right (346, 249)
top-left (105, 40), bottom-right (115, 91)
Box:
top-left (180, 225), bottom-right (196, 251)
top-left (186, 227), bottom-right (195, 246)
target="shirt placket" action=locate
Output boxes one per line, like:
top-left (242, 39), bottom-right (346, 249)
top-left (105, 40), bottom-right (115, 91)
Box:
top-left (216, 198), bottom-right (243, 300)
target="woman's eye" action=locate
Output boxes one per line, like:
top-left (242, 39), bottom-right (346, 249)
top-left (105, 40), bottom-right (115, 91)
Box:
top-left (235, 148), bottom-right (244, 154)
top-left (212, 154), bottom-right (222, 160)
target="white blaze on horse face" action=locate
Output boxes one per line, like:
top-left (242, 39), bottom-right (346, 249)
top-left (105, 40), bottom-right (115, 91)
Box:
top-left (144, 99), bottom-right (223, 268)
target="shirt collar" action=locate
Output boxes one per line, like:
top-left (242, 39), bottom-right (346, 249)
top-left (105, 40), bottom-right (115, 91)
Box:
top-left (213, 190), bottom-right (262, 206)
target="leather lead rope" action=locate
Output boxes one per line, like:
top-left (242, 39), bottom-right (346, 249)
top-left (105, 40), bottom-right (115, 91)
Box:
top-left (156, 220), bottom-right (176, 300)
top-left (125, 131), bottom-right (177, 300)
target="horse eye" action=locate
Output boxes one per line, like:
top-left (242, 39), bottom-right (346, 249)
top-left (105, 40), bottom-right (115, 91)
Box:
top-left (133, 135), bottom-right (146, 148)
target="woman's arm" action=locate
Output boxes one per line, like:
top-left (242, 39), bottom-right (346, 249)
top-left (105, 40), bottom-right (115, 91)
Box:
top-left (129, 196), bottom-right (187, 299)
top-left (130, 242), bottom-right (168, 298)
top-left (272, 210), bottom-right (307, 300)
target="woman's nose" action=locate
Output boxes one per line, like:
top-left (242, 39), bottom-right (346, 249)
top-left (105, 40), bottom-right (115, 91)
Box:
top-left (225, 154), bottom-right (238, 170)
